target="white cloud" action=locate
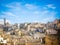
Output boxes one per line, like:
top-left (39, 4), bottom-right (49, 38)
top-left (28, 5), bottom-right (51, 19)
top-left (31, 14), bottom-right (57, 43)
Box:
top-left (34, 11), bottom-right (40, 15)
top-left (43, 16), bottom-right (55, 21)
top-left (42, 17), bottom-right (55, 23)
top-left (6, 5), bottom-right (14, 8)
top-left (6, 3), bottom-right (38, 10)
top-left (1, 2), bottom-right (57, 23)
top-left (25, 4), bottom-right (38, 10)
top-left (5, 2), bottom-right (22, 9)
top-left (46, 4), bottom-right (56, 9)
top-left (42, 11), bottom-right (56, 23)
top-left (42, 10), bottom-right (49, 14)
top-left (2, 12), bottom-right (15, 17)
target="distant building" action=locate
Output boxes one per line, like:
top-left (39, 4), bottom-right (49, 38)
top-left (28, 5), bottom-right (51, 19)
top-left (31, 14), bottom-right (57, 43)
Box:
top-left (33, 32), bottom-right (45, 39)
top-left (46, 29), bottom-right (57, 34)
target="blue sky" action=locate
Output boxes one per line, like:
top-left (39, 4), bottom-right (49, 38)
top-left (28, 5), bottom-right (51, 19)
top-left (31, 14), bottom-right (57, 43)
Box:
top-left (0, 0), bottom-right (60, 24)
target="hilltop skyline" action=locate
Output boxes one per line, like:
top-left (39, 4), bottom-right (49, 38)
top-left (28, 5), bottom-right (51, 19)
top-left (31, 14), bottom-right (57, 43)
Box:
top-left (0, 0), bottom-right (60, 24)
